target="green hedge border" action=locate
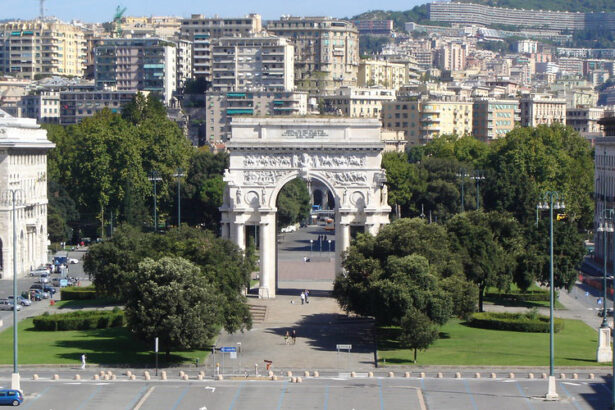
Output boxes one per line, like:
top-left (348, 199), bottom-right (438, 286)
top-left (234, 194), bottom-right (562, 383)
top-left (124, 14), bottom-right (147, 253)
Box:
top-left (485, 290), bottom-right (557, 302)
top-left (467, 312), bottom-right (564, 333)
top-left (32, 309), bottom-right (124, 331)
top-left (61, 286), bottom-right (96, 300)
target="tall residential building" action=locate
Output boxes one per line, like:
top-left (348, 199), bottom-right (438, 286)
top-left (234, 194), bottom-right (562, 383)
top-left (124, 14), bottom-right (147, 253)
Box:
top-left (59, 87), bottom-right (145, 125)
top-left (180, 14), bottom-right (262, 81)
top-left (0, 109), bottom-right (55, 278)
top-left (94, 37), bottom-right (177, 104)
top-left (519, 94), bottom-right (566, 127)
top-left (352, 20), bottom-right (394, 35)
top-left (566, 107), bottom-right (605, 138)
top-left (517, 40), bottom-right (537, 54)
top-left (211, 35), bottom-right (294, 92)
top-left (472, 99), bottom-right (519, 143)
top-left (266, 16), bottom-right (359, 94)
top-left (176, 40), bottom-right (193, 90)
top-left (205, 90), bottom-right (308, 142)
top-left (321, 86), bottom-right (395, 118)
top-left (358, 60), bottom-right (409, 90)
top-left (437, 43), bottom-right (466, 72)
top-left (0, 19), bottom-right (86, 79)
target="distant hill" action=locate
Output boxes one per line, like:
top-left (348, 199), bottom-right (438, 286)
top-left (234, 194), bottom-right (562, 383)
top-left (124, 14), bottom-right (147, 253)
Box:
top-left (351, 5), bottom-right (431, 31)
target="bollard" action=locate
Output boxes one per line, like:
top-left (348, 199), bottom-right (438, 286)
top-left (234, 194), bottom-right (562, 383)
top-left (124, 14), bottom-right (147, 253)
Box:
top-left (269, 371), bottom-right (274, 377)
top-left (490, 373), bottom-right (497, 379)
top-left (179, 370), bottom-right (185, 377)
top-left (297, 377), bottom-right (302, 383)
top-left (291, 377), bottom-right (297, 383)
top-left (368, 372), bottom-right (374, 378)
top-left (313, 371), bottom-right (319, 378)
top-left (74, 374), bottom-right (81, 381)
top-left (198, 374), bottom-right (203, 381)
top-left (542, 373), bottom-right (547, 379)
top-left (130, 374), bottom-right (136, 381)
top-left (103, 374), bottom-right (109, 381)
top-left (351, 371), bottom-right (356, 378)
top-left (145, 373), bottom-right (151, 381)
top-left (509, 373), bottom-right (515, 379)
top-left (287, 371), bottom-right (293, 377)
top-left (475, 373), bottom-right (481, 379)
top-left (32, 374), bottom-right (38, 380)
top-left (111, 375), bottom-right (116, 381)
top-left (99, 370), bottom-right (105, 377)
top-left (573, 373), bottom-right (578, 380)
top-left (52, 374), bottom-right (59, 381)
top-left (126, 370), bottom-right (132, 377)
top-left (93, 374), bottom-right (99, 380)
top-left (420, 372), bottom-right (426, 378)
top-left (107, 371), bottom-right (113, 377)
top-left (272, 375), bottom-right (278, 381)
top-left (455, 372), bottom-right (461, 379)
top-left (559, 373), bottom-right (566, 380)
top-left (589, 373), bottom-right (595, 380)
top-left (199, 371), bottom-right (205, 378)
top-left (437, 372), bottom-right (443, 379)
top-left (304, 371), bottom-right (310, 377)
top-left (216, 374), bottom-right (224, 381)
top-left (405, 372), bottom-right (410, 378)
top-left (182, 374), bottom-right (189, 381)
top-left (161, 370), bottom-right (167, 381)
top-left (389, 372), bottom-right (395, 378)
top-left (528, 373), bottom-right (534, 379)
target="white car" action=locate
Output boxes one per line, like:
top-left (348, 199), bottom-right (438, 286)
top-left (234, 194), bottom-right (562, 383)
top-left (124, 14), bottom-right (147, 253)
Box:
top-left (69, 258), bottom-right (79, 264)
top-left (281, 225), bottom-right (297, 233)
top-left (0, 300), bottom-right (21, 311)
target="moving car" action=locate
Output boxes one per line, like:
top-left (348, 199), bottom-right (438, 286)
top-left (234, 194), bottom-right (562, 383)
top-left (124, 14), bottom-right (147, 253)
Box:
top-left (8, 295), bottom-right (31, 306)
top-left (0, 389), bottom-right (23, 406)
top-left (0, 299), bottom-right (21, 311)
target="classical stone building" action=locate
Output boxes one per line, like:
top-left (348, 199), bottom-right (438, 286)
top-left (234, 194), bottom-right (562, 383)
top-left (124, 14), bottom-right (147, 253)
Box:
top-left (0, 109), bottom-right (54, 279)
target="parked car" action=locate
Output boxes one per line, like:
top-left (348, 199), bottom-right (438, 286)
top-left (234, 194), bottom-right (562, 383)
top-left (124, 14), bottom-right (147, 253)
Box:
top-left (29, 285), bottom-right (50, 299)
top-left (37, 273), bottom-right (49, 284)
top-left (42, 284), bottom-right (56, 295)
top-left (0, 299), bottom-right (21, 311)
top-left (0, 389), bottom-right (23, 406)
top-left (29, 269), bottom-right (49, 277)
top-left (68, 258), bottom-right (79, 264)
top-left (8, 295), bottom-right (31, 306)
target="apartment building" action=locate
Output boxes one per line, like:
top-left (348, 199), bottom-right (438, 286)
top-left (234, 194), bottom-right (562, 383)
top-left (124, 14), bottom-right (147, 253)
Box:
top-left (382, 97), bottom-right (473, 145)
top-left (59, 87), bottom-right (144, 125)
top-left (0, 19), bottom-right (87, 79)
top-left (322, 86), bottom-right (395, 118)
top-left (94, 37), bottom-right (177, 104)
top-left (352, 20), bottom-right (394, 35)
top-left (211, 35), bottom-right (294, 92)
top-left (119, 16), bottom-right (182, 39)
top-left (205, 90), bottom-right (308, 142)
top-left (519, 94), bottom-right (566, 127)
top-left (437, 43), bottom-right (466, 72)
top-left (19, 90), bottom-right (60, 123)
top-left (566, 107), bottom-right (605, 137)
top-left (180, 14), bottom-right (262, 81)
top-left (176, 40), bottom-right (192, 90)
top-left (358, 60), bottom-right (407, 90)
top-left (472, 99), bottom-right (519, 142)
top-left (517, 40), bottom-right (537, 54)
top-left (266, 16), bottom-right (359, 94)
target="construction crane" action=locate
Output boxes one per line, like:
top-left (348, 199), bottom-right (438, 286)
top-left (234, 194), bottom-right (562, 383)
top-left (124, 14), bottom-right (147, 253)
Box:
top-left (38, 0), bottom-right (45, 18)
top-left (113, 5), bottom-right (127, 37)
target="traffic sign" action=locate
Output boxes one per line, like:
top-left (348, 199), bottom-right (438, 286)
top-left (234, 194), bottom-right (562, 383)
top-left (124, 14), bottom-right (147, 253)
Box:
top-left (336, 344), bottom-right (352, 350)
top-left (220, 346), bottom-right (237, 353)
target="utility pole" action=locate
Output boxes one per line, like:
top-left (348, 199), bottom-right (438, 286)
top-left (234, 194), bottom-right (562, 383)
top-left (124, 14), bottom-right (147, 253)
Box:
top-left (148, 171), bottom-right (162, 233)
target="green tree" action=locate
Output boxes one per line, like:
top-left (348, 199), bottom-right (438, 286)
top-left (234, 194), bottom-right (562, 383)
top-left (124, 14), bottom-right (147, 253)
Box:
top-left (125, 257), bottom-right (223, 357)
top-left (399, 308), bottom-right (440, 363)
top-left (381, 152), bottom-right (420, 216)
top-left (276, 178), bottom-right (310, 227)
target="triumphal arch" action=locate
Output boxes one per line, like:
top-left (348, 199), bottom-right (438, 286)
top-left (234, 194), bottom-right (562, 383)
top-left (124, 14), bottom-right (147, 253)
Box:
top-left (220, 118), bottom-right (391, 298)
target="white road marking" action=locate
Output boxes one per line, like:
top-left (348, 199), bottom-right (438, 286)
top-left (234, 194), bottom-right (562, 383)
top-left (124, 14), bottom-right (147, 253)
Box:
top-left (205, 386), bottom-right (216, 392)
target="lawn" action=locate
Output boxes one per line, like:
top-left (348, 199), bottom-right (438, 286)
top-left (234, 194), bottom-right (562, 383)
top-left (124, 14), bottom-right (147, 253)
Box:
top-left (484, 283), bottom-right (566, 309)
top-left (53, 298), bottom-right (121, 309)
top-left (0, 318), bottom-right (211, 366)
top-left (378, 318), bottom-right (606, 366)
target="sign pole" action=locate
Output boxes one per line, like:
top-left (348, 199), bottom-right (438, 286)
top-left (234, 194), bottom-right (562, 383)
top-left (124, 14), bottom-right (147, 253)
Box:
top-left (155, 337), bottom-right (159, 376)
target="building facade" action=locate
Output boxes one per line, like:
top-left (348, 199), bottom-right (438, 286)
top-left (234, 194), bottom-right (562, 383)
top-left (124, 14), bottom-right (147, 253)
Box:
top-left (180, 14), bottom-right (262, 81)
top-left (519, 94), bottom-right (566, 127)
top-left (19, 91), bottom-right (61, 124)
top-left (0, 19), bottom-right (87, 79)
top-left (566, 107), bottom-right (605, 138)
top-left (358, 60), bottom-right (407, 90)
top-left (205, 90), bottom-right (308, 142)
top-left (0, 109), bottom-right (54, 279)
top-left (321, 86), bottom-right (395, 118)
top-left (211, 35), bottom-right (294, 92)
top-left (94, 37), bottom-right (177, 104)
top-left (472, 99), bottom-right (519, 142)
top-left (59, 88), bottom-right (144, 125)
top-left (266, 16), bottom-right (359, 94)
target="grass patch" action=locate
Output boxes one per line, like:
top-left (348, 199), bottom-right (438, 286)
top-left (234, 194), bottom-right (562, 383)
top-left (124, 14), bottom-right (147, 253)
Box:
top-left (377, 318), bottom-right (604, 366)
top-left (53, 298), bottom-right (121, 309)
top-left (485, 283), bottom-right (566, 309)
top-left (0, 318), bottom-right (211, 366)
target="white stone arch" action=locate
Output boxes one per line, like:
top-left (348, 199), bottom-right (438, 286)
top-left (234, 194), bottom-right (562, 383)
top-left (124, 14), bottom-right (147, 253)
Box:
top-left (220, 118), bottom-right (391, 299)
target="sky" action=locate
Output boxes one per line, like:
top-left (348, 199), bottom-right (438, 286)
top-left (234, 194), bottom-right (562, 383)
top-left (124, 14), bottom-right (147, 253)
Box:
top-left (2, 0), bottom-right (425, 23)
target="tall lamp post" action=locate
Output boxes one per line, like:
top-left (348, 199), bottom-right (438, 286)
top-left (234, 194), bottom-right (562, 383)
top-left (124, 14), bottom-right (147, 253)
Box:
top-left (537, 191), bottom-right (565, 400)
top-left (471, 170), bottom-right (485, 209)
top-left (172, 168), bottom-right (185, 229)
top-left (148, 171), bottom-right (162, 233)
top-left (456, 169), bottom-right (469, 212)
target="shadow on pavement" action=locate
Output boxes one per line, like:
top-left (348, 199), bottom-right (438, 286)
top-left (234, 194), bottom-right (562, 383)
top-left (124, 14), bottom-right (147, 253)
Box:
top-left (579, 376), bottom-right (612, 410)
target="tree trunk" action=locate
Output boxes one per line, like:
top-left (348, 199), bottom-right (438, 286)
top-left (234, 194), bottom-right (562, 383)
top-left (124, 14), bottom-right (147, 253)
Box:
top-left (478, 285), bottom-right (485, 312)
top-left (413, 348), bottom-right (417, 363)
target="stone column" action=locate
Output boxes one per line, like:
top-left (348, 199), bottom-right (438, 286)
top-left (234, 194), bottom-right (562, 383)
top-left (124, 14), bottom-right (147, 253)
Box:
top-left (221, 223), bottom-right (230, 239)
top-left (335, 222), bottom-right (351, 275)
top-left (231, 222), bottom-right (245, 250)
top-left (259, 213), bottom-right (276, 299)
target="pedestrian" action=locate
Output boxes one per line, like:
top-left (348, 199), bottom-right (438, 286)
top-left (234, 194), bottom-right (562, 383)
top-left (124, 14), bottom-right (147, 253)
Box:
top-left (284, 330), bottom-right (290, 345)
top-left (291, 329), bottom-right (296, 344)
top-left (300, 291), bottom-right (305, 305)
top-left (304, 289), bottom-right (310, 304)
top-left (81, 353), bottom-right (87, 369)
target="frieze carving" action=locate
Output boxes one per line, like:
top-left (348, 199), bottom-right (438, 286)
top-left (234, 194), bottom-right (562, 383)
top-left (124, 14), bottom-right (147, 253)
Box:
top-left (243, 153), bottom-right (366, 169)
top-left (244, 170), bottom-right (289, 185)
top-left (324, 171), bottom-right (368, 186)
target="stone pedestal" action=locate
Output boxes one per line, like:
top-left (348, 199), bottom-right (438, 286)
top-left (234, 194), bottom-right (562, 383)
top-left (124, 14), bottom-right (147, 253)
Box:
top-left (11, 373), bottom-right (20, 391)
top-left (597, 326), bottom-right (613, 362)
top-left (545, 375), bottom-right (559, 400)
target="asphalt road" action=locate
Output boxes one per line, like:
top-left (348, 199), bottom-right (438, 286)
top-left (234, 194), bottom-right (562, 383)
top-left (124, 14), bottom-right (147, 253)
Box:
top-left (0, 374), bottom-right (610, 410)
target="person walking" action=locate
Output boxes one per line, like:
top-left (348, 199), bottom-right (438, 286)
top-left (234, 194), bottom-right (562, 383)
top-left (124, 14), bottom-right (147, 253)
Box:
top-left (81, 353), bottom-right (87, 369)
top-left (284, 330), bottom-right (290, 345)
top-left (291, 329), bottom-right (296, 345)
top-left (300, 291), bottom-right (305, 305)
top-left (305, 289), bottom-right (310, 304)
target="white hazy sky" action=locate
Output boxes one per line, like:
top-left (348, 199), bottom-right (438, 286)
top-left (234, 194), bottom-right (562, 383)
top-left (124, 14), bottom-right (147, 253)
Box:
top-left (3, 0), bottom-right (426, 23)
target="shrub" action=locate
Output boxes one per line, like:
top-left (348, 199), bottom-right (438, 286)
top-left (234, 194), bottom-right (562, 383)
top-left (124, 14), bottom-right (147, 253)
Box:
top-left (467, 312), bottom-right (564, 333)
top-left (32, 310), bottom-right (124, 331)
top-left (61, 286), bottom-right (96, 300)
top-left (485, 289), bottom-right (557, 303)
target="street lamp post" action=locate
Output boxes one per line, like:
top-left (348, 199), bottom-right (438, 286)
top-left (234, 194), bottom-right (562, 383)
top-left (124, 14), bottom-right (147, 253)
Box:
top-left (148, 171), bottom-right (162, 233)
top-left (456, 169), bottom-right (469, 212)
top-left (471, 170), bottom-right (485, 209)
top-left (328, 239), bottom-right (332, 255)
top-left (537, 191), bottom-right (565, 400)
top-left (172, 168), bottom-right (185, 229)
top-left (310, 239), bottom-right (313, 258)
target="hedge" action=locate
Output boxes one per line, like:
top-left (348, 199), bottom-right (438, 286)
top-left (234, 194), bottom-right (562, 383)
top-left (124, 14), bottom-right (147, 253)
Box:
top-left (485, 289), bottom-right (557, 302)
top-left (61, 286), bottom-right (96, 300)
top-left (32, 309), bottom-right (124, 331)
top-left (467, 312), bottom-right (564, 333)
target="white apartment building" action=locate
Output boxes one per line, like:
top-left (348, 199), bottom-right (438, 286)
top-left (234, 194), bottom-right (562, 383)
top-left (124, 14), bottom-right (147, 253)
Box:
top-left (437, 43), bottom-right (466, 72)
top-left (266, 16), bottom-right (359, 94)
top-left (0, 19), bottom-right (87, 79)
top-left (566, 107), bottom-right (604, 138)
top-left (322, 86), bottom-right (395, 118)
top-left (0, 109), bottom-right (55, 279)
top-left (180, 14), bottom-right (262, 81)
top-left (358, 60), bottom-right (409, 90)
top-left (211, 35), bottom-right (294, 92)
top-left (19, 91), bottom-right (60, 124)
top-left (519, 94), bottom-right (567, 127)
top-left (517, 40), bottom-right (537, 54)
